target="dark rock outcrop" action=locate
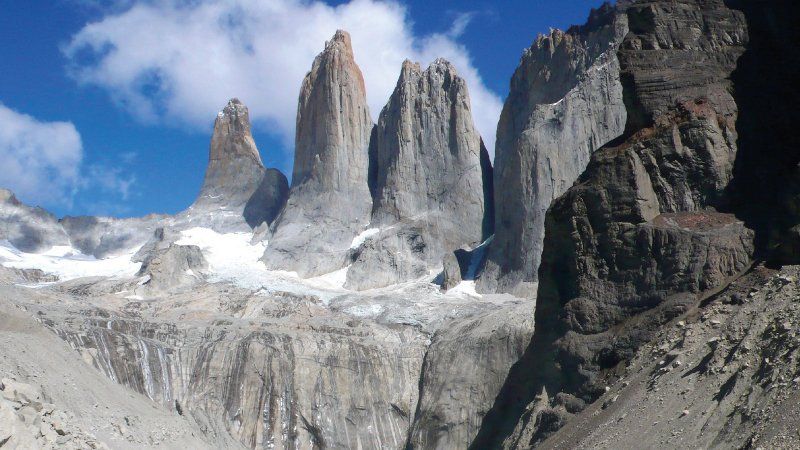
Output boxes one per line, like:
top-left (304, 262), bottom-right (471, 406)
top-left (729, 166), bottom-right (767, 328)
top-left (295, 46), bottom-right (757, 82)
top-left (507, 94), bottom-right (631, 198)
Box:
top-left (479, 3), bottom-right (628, 295)
top-left (263, 30), bottom-right (374, 277)
top-left (345, 59), bottom-right (489, 290)
top-left (472, 1), bottom-right (753, 447)
top-left (723, 0), bottom-right (800, 265)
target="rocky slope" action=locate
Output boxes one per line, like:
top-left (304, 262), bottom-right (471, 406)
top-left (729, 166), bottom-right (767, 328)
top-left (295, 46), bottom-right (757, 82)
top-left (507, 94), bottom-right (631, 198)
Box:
top-left (346, 59), bottom-right (491, 290)
top-left (539, 265), bottom-right (800, 449)
top-left (0, 270), bottom-right (236, 449)
top-left (0, 255), bottom-right (532, 449)
top-left (472, 0), bottom-right (800, 448)
top-left (478, 3), bottom-right (628, 295)
top-left (263, 30), bottom-right (374, 278)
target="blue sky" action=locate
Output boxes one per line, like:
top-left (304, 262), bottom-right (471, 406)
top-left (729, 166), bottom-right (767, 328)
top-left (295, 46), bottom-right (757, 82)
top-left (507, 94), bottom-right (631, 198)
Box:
top-left (0, 0), bottom-right (608, 218)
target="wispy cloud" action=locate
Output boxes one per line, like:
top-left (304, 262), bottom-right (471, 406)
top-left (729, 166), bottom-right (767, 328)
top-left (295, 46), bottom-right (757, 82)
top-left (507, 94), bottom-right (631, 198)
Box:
top-left (63, 0), bottom-right (503, 156)
top-left (447, 12), bottom-right (477, 38)
top-left (0, 104), bottom-right (83, 207)
top-left (0, 103), bottom-right (137, 211)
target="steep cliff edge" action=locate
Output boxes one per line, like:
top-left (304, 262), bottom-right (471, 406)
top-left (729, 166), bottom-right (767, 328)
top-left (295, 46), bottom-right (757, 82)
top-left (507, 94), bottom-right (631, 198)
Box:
top-left (191, 98), bottom-right (288, 229)
top-left (263, 30), bottom-right (374, 278)
top-left (478, 3), bottom-right (628, 295)
top-left (345, 59), bottom-right (490, 290)
top-left (472, 1), bottom-right (753, 447)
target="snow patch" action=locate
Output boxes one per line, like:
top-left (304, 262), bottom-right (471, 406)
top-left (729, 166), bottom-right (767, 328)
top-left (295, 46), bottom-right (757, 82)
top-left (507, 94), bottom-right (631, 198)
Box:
top-left (174, 227), bottom-right (349, 303)
top-left (446, 281), bottom-right (481, 298)
top-left (305, 265), bottom-right (350, 290)
top-left (350, 228), bottom-right (380, 249)
top-left (0, 240), bottom-right (141, 281)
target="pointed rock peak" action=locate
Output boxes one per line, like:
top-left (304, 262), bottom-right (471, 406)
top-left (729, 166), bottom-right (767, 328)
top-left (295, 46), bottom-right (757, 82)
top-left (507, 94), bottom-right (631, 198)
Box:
top-left (428, 57), bottom-right (457, 74)
top-left (217, 98), bottom-right (247, 120)
top-left (210, 98), bottom-right (262, 166)
top-left (401, 59), bottom-right (422, 74)
top-left (326, 29), bottom-right (353, 53)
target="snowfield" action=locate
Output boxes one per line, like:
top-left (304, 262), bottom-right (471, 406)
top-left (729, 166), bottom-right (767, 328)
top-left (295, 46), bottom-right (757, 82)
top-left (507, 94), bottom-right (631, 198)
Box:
top-left (0, 240), bottom-right (141, 280)
top-left (0, 228), bottom-right (487, 306)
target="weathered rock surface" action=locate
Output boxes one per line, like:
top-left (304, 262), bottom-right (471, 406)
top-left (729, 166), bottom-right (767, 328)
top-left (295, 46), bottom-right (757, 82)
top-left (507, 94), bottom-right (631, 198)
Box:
top-left (263, 30), bottom-right (374, 277)
top-left (408, 301), bottom-right (534, 449)
top-left (538, 265), bottom-right (800, 450)
top-left (0, 279), bottom-right (235, 449)
top-left (479, 3), bottom-right (628, 295)
top-left (345, 59), bottom-right (490, 291)
top-left (2, 270), bottom-right (533, 450)
top-left (191, 98), bottom-right (288, 229)
top-left (472, 1), bottom-right (752, 447)
top-left (136, 244), bottom-right (207, 292)
top-left (0, 189), bottom-right (70, 253)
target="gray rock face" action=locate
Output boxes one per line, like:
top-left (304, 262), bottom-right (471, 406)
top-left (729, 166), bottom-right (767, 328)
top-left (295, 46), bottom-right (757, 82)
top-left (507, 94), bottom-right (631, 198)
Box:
top-left (0, 189), bottom-right (70, 253)
top-left (479, 4), bottom-right (628, 295)
top-left (191, 98), bottom-right (288, 229)
top-left (346, 59), bottom-right (489, 290)
top-left (472, 2), bottom-right (752, 447)
top-left (440, 251), bottom-right (463, 291)
top-left (4, 273), bottom-right (533, 450)
top-left (409, 301), bottom-right (534, 449)
top-left (538, 266), bottom-right (800, 450)
top-left (136, 244), bottom-right (207, 292)
top-left (263, 30), bottom-right (374, 277)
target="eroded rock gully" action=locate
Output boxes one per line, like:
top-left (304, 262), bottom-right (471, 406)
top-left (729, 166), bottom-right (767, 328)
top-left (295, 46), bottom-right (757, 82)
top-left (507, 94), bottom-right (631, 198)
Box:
top-left (1, 267), bottom-right (533, 449)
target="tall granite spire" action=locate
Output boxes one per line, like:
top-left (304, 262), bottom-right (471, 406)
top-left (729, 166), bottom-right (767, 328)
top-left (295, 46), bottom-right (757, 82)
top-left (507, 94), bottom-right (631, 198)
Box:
top-left (262, 30), bottom-right (374, 277)
top-left (345, 58), bottom-right (490, 290)
top-left (191, 98), bottom-right (288, 229)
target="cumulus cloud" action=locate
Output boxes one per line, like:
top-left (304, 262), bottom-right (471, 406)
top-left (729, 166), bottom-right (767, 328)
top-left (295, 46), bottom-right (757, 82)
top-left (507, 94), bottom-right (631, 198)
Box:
top-left (0, 104), bottom-right (137, 210)
top-left (64, 0), bottom-right (503, 156)
top-left (0, 104), bottom-right (83, 207)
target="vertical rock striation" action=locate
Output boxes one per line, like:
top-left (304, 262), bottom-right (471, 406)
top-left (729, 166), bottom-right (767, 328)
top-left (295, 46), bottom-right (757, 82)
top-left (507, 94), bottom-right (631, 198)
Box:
top-left (192, 98), bottom-right (289, 229)
top-left (478, 3), bottom-right (628, 295)
top-left (472, 1), bottom-right (753, 447)
top-left (345, 59), bottom-right (489, 290)
top-left (263, 30), bottom-right (374, 277)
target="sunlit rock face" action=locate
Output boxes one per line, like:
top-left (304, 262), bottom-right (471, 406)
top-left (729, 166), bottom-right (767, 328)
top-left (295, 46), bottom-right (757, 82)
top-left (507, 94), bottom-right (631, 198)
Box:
top-left (345, 59), bottom-right (491, 291)
top-left (263, 30), bottom-right (375, 278)
top-left (478, 3), bottom-right (628, 296)
top-left (193, 98), bottom-right (289, 230)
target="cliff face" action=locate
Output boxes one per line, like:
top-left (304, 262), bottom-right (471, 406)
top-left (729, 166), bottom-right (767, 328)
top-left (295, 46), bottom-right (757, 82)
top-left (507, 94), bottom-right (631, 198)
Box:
top-left (472, 1), bottom-right (754, 447)
top-left (479, 3), bottom-right (628, 295)
top-left (345, 59), bottom-right (489, 290)
top-left (6, 269), bottom-right (533, 450)
top-left (193, 98), bottom-right (289, 229)
top-left (262, 30), bottom-right (374, 278)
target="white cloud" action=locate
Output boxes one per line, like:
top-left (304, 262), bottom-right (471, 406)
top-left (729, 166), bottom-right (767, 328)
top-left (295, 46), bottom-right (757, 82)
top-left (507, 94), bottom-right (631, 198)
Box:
top-left (64, 0), bottom-right (503, 157)
top-left (0, 104), bottom-right (83, 207)
top-left (86, 165), bottom-right (136, 200)
top-left (0, 103), bottom-right (138, 211)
